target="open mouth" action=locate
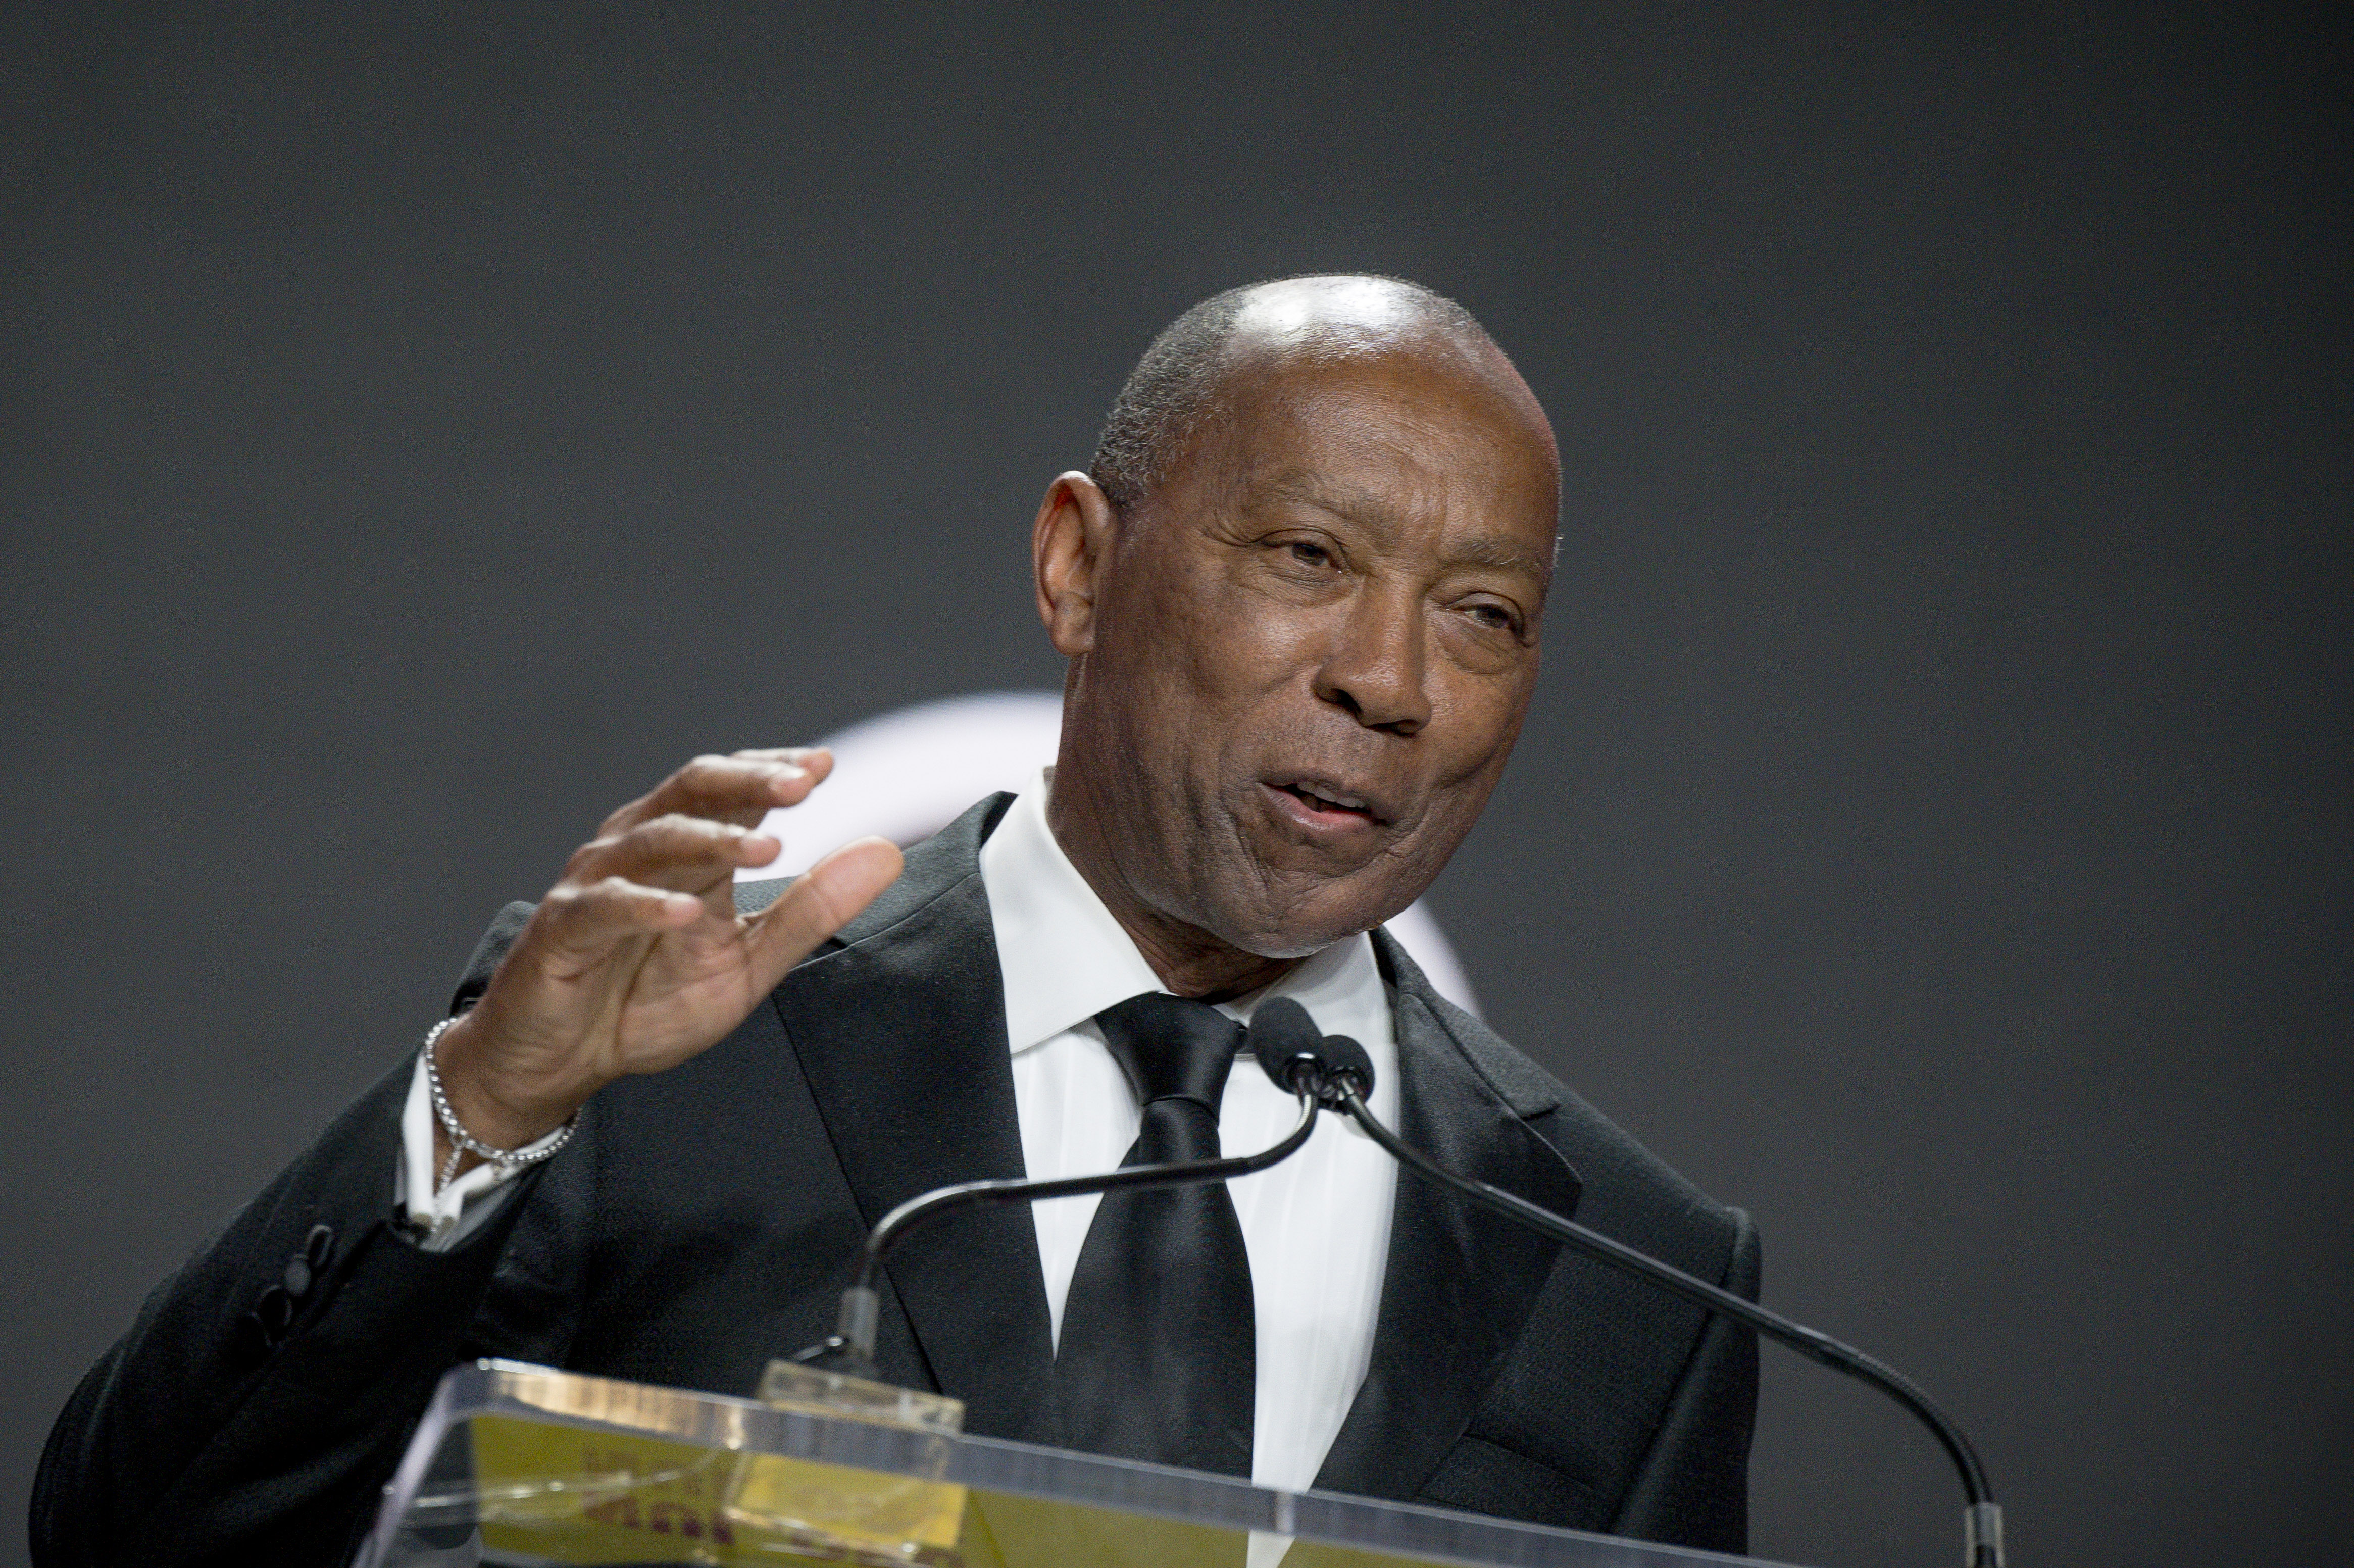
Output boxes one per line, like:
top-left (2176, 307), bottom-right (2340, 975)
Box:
top-left (1268, 777), bottom-right (1386, 827)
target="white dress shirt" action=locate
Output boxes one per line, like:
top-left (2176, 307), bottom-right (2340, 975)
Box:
top-left (981, 770), bottom-right (1400, 1494)
top-left (399, 768), bottom-right (1400, 1496)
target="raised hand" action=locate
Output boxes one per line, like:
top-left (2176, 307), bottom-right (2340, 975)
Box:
top-left (429, 748), bottom-right (903, 1170)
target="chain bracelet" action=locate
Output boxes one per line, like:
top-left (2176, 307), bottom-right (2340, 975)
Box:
top-left (420, 1015), bottom-right (580, 1193)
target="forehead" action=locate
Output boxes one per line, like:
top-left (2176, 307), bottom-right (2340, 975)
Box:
top-left (1206, 345), bottom-right (1560, 560)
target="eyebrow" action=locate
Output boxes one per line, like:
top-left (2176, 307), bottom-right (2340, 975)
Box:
top-left (1258, 475), bottom-right (1553, 579)
top-left (1443, 535), bottom-right (1552, 574)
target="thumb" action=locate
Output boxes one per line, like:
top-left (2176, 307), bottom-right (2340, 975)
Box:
top-left (743, 836), bottom-right (905, 986)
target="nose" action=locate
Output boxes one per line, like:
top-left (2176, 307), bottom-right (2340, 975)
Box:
top-left (1313, 587), bottom-right (1431, 735)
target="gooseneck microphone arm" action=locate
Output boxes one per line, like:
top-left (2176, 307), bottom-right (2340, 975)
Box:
top-left (1322, 1071), bottom-right (2004, 1568)
top-left (793, 1085), bottom-right (1319, 1379)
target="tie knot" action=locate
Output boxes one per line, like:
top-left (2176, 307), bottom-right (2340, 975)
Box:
top-left (1094, 993), bottom-right (1246, 1117)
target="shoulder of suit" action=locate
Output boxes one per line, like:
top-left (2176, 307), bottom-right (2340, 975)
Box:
top-left (452, 899), bottom-right (538, 1012)
top-left (733, 792), bottom-right (1016, 949)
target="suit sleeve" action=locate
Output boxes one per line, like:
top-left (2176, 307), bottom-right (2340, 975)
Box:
top-left (30, 903), bottom-right (548, 1568)
top-left (1605, 1207), bottom-right (1763, 1553)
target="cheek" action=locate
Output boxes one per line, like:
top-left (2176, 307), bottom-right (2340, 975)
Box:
top-left (1427, 663), bottom-right (1536, 777)
top-left (1150, 559), bottom-right (1318, 715)
top-left (1092, 566), bottom-right (1261, 800)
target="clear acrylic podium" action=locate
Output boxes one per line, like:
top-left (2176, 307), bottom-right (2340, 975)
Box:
top-left (355, 1360), bottom-right (1792, 1568)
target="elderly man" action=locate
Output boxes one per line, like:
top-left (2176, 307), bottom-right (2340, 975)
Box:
top-left (34, 276), bottom-right (1758, 1565)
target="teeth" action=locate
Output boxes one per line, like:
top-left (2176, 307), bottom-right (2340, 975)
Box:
top-left (1299, 782), bottom-right (1369, 811)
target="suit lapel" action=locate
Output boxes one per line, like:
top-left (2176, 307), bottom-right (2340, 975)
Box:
top-left (1312, 934), bottom-right (1585, 1502)
top-left (770, 795), bottom-right (1063, 1446)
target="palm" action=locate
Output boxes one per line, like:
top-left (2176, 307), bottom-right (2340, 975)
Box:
top-left (601, 914), bottom-right (779, 1072)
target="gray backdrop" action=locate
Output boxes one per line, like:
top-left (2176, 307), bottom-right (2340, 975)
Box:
top-left (4, 5), bottom-right (2346, 1565)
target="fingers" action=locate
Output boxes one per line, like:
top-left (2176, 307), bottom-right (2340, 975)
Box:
top-left (602, 748), bottom-right (836, 836)
top-left (743, 836), bottom-right (905, 990)
top-left (531, 874), bottom-right (704, 965)
top-left (568, 813), bottom-right (780, 894)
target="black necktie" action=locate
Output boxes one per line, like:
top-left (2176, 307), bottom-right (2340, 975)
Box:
top-left (1055, 992), bottom-right (1257, 1477)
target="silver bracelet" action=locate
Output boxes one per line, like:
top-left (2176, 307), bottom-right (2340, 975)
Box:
top-left (420, 1015), bottom-right (579, 1193)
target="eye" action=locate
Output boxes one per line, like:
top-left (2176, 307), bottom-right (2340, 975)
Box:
top-left (1464, 601), bottom-right (1523, 635)
top-left (1263, 534), bottom-right (1344, 578)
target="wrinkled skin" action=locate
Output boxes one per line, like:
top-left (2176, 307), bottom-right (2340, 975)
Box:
top-left (1037, 281), bottom-right (1560, 998)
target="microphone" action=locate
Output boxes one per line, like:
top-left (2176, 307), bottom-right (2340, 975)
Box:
top-left (792, 1000), bottom-right (1334, 1380)
top-left (1249, 997), bottom-right (1375, 1106)
top-left (1311, 1025), bottom-right (2004, 1568)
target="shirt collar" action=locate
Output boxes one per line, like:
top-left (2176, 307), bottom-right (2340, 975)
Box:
top-left (976, 768), bottom-right (1385, 1055)
top-left (978, 769), bottom-right (1168, 1054)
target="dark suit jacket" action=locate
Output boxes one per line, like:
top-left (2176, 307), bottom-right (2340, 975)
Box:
top-left (33, 794), bottom-right (1759, 1567)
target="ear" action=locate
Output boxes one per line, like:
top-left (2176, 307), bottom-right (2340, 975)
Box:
top-left (1031, 471), bottom-right (1121, 656)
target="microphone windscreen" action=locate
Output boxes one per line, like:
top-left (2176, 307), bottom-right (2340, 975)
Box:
top-left (1314, 1033), bottom-right (1377, 1098)
top-left (1247, 998), bottom-right (1378, 1098)
top-left (1247, 998), bottom-right (1324, 1088)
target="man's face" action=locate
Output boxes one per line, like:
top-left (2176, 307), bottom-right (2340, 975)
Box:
top-left (1065, 338), bottom-right (1559, 957)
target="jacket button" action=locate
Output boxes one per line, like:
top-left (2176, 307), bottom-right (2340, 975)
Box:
top-left (282, 1257), bottom-right (313, 1300)
top-left (256, 1284), bottom-right (296, 1335)
top-left (305, 1224), bottom-right (336, 1272)
top-left (232, 1310), bottom-right (273, 1363)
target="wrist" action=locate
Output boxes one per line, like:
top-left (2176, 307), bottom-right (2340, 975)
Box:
top-left (431, 1011), bottom-right (594, 1151)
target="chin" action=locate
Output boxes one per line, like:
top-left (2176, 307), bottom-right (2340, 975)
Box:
top-left (1199, 884), bottom-right (1404, 961)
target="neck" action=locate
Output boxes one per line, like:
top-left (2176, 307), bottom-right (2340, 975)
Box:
top-left (1046, 772), bottom-right (1301, 1003)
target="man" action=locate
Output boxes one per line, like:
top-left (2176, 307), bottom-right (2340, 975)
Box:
top-left (34, 275), bottom-right (1758, 1565)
